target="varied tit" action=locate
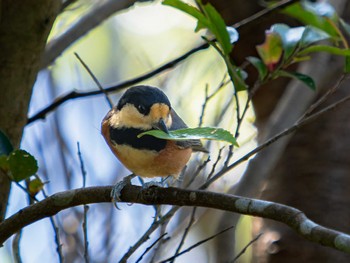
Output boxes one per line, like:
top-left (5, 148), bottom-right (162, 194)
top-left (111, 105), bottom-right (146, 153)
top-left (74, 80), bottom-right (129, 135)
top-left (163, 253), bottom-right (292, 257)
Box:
top-left (101, 85), bottom-right (208, 181)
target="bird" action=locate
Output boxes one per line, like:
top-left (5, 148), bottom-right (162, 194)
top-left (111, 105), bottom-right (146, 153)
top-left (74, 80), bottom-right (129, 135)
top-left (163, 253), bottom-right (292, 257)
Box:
top-left (101, 85), bottom-right (207, 202)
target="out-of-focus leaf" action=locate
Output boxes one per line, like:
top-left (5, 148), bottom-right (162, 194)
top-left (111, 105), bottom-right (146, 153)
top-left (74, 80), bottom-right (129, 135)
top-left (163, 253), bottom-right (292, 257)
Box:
top-left (270, 24), bottom-right (331, 60)
top-left (345, 56), bottom-right (350, 73)
top-left (0, 130), bottom-right (13, 156)
top-left (283, 3), bottom-right (339, 38)
top-left (279, 70), bottom-right (316, 90)
top-left (226, 26), bottom-right (239, 44)
top-left (162, 0), bottom-right (210, 31)
top-left (28, 178), bottom-right (45, 197)
top-left (302, 0), bottom-right (336, 18)
top-left (247, 56), bottom-right (268, 81)
top-left (163, 0), bottom-right (233, 55)
top-left (199, 1), bottom-right (232, 54)
top-left (138, 127), bottom-right (238, 146)
top-left (298, 45), bottom-right (350, 56)
top-left (8, 149), bottom-right (38, 182)
top-left (340, 18), bottom-right (350, 37)
top-left (256, 31), bottom-right (283, 71)
top-left (300, 26), bottom-right (330, 47)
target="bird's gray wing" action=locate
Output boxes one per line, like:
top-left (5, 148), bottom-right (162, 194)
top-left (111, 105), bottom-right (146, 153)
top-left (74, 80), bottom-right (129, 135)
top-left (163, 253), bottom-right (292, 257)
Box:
top-left (170, 109), bottom-right (208, 153)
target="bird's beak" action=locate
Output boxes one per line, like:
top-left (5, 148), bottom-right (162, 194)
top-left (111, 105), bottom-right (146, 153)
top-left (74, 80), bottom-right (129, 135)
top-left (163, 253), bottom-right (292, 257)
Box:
top-left (154, 118), bottom-right (169, 134)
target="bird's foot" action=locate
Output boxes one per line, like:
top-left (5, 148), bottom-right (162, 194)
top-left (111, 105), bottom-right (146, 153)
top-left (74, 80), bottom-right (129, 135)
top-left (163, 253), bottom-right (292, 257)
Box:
top-left (111, 174), bottom-right (136, 209)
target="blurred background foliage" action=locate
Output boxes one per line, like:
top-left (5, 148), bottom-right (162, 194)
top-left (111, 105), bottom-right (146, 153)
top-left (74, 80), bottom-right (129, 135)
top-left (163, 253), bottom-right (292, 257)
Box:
top-left (1, 0), bottom-right (256, 262)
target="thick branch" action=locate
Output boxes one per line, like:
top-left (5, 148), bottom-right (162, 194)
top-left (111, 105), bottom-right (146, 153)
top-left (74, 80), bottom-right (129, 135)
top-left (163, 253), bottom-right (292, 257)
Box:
top-left (0, 185), bottom-right (349, 254)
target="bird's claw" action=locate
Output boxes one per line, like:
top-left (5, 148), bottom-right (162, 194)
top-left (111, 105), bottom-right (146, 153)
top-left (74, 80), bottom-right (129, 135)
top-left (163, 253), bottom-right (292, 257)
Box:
top-left (111, 174), bottom-right (135, 209)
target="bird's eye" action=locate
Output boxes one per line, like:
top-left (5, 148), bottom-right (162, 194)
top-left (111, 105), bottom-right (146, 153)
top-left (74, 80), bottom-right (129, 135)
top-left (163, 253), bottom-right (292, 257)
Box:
top-left (137, 104), bottom-right (147, 114)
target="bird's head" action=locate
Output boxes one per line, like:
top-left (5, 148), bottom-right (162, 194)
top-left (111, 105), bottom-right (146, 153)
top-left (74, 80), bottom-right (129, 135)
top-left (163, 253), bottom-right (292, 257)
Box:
top-left (110, 85), bottom-right (172, 133)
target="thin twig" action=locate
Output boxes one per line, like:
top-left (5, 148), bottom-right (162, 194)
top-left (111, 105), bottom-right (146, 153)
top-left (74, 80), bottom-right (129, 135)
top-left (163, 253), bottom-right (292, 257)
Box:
top-left (170, 207), bottom-right (197, 263)
top-left (74, 52), bottom-right (113, 108)
top-left (159, 226), bottom-right (234, 263)
top-left (119, 207), bottom-right (180, 263)
top-left (198, 75), bottom-right (229, 127)
top-left (231, 233), bottom-right (263, 263)
top-left (299, 73), bottom-right (347, 120)
top-left (207, 147), bottom-right (224, 181)
top-left (77, 142), bottom-right (90, 263)
top-left (12, 231), bottom-right (22, 263)
top-left (135, 233), bottom-right (168, 263)
top-left (201, 76), bottom-right (350, 189)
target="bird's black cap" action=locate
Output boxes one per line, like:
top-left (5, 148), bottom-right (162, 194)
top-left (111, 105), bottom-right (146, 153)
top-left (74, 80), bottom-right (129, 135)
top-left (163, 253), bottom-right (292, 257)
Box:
top-left (117, 85), bottom-right (171, 115)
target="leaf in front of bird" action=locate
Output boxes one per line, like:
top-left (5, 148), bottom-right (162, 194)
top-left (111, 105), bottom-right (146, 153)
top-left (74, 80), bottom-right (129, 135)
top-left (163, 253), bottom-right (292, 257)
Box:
top-left (138, 127), bottom-right (238, 146)
top-left (8, 149), bottom-right (38, 182)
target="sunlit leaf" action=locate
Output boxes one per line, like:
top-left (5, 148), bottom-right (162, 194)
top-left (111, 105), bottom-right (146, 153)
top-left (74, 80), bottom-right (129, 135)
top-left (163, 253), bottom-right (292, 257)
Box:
top-left (298, 45), bottom-right (350, 56)
top-left (256, 31), bottom-right (283, 71)
top-left (279, 70), bottom-right (316, 90)
top-left (247, 56), bottom-right (268, 81)
top-left (162, 0), bottom-right (210, 31)
top-left (163, 0), bottom-right (233, 55)
top-left (0, 130), bottom-right (13, 156)
top-left (138, 127), bottom-right (238, 146)
top-left (8, 149), bottom-right (38, 182)
top-left (302, 0), bottom-right (336, 18)
top-left (283, 3), bottom-right (339, 38)
top-left (226, 26), bottom-right (239, 44)
top-left (299, 26), bottom-right (330, 47)
top-left (200, 1), bottom-right (232, 54)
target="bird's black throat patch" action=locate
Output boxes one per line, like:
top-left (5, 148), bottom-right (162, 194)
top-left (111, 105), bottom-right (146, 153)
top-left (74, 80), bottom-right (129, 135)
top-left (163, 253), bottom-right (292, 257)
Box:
top-left (109, 127), bottom-right (166, 152)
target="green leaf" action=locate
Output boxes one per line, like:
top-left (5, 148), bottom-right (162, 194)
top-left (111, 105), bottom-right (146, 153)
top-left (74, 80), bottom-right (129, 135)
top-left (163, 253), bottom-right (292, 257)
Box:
top-left (283, 3), bottom-right (339, 38)
top-left (200, 1), bottom-right (232, 55)
top-left (163, 0), bottom-right (233, 55)
top-left (0, 130), bottom-right (13, 156)
top-left (299, 26), bottom-right (330, 47)
top-left (8, 149), bottom-right (38, 182)
top-left (138, 127), bottom-right (238, 146)
top-left (298, 45), bottom-right (350, 57)
top-left (163, 0), bottom-right (211, 31)
top-left (246, 57), bottom-right (268, 81)
top-left (279, 71), bottom-right (316, 90)
top-left (302, 1), bottom-right (336, 18)
top-left (256, 31), bottom-right (283, 71)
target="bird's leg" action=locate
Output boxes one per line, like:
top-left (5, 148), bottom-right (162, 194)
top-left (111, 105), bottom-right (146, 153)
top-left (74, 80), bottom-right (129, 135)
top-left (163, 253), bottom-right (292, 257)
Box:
top-left (111, 173), bottom-right (136, 207)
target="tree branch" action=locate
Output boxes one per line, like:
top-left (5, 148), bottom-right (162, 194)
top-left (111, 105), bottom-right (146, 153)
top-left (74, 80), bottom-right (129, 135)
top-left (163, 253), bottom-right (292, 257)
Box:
top-left (0, 185), bottom-right (350, 254)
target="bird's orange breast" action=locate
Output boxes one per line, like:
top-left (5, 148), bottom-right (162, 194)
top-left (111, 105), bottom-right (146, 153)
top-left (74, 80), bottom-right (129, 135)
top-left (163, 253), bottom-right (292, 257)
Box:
top-left (108, 141), bottom-right (192, 178)
top-left (102, 119), bottom-right (192, 178)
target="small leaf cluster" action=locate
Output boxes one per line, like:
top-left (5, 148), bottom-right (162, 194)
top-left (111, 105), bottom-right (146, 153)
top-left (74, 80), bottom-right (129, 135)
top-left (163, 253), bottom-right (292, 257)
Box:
top-left (250, 1), bottom-right (350, 89)
top-left (0, 130), bottom-right (42, 196)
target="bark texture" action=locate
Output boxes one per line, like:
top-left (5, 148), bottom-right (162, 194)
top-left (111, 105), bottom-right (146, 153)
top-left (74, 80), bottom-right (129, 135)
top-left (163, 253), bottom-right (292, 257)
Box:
top-left (0, 0), bottom-right (61, 221)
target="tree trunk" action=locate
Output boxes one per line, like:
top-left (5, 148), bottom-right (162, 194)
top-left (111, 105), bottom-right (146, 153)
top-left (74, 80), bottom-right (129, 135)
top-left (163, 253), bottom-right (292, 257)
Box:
top-left (207, 0), bottom-right (350, 262)
top-left (0, 0), bottom-right (61, 221)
